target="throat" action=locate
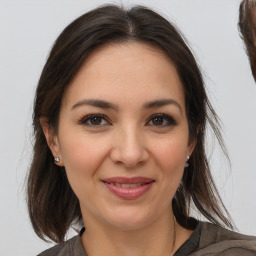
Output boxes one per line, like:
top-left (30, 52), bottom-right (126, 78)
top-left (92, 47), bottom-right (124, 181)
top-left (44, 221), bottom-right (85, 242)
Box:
top-left (81, 213), bottom-right (178, 256)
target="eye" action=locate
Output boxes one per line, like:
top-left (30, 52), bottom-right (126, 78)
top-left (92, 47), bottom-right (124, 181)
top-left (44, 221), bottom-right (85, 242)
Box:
top-left (147, 114), bottom-right (177, 127)
top-left (79, 114), bottom-right (109, 126)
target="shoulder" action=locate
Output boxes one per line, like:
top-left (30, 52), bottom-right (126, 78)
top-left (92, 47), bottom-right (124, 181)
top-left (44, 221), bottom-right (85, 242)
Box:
top-left (37, 235), bottom-right (86, 256)
top-left (191, 221), bottom-right (256, 256)
top-left (37, 236), bottom-right (77, 256)
top-left (200, 221), bottom-right (256, 242)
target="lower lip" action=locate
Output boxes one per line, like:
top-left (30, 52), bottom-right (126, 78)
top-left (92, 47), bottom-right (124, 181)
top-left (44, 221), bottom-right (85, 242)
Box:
top-left (103, 182), bottom-right (154, 200)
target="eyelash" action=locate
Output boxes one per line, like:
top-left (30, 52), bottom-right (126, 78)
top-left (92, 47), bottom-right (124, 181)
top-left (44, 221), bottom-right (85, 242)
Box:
top-left (79, 113), bottom-right (178, 128)
top-left (147, 113), bottom-right (178, 127)
top-left (79, 114), bottom-right (109, 127)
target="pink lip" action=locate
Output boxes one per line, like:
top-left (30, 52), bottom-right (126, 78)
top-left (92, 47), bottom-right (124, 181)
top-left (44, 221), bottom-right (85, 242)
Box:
top-left (101, 177), bottom-right (155, 200)
top-left (102, 177), bottom-right (154, 184)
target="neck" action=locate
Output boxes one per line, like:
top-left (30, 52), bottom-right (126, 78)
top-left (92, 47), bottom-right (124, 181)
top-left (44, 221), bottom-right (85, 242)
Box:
top-left (81, 209), bottom-right (191, 256)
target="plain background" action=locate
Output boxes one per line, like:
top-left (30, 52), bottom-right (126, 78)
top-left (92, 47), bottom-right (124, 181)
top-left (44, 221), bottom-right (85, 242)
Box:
top-left (1, 0), bottom-right (256, 255)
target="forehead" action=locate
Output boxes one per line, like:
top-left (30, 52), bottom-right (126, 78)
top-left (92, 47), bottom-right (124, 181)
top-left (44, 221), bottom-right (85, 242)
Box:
top-left (62, 42), bottom-right (185, 109)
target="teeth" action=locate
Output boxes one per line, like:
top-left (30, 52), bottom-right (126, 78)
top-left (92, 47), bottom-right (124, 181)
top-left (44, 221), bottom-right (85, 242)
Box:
top-left (108, 182), bottom-right (143, 188)
top-left (120, 184), bottom-right (130, 188)
top-left (129, 183), bottom-right (142, 188)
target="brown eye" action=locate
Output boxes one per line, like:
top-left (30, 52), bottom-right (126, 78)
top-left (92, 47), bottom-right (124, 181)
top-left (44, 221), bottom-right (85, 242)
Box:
top-left (90, 116), bottom-right (103, 125)
top-left (79, 114), bottom-right (109, 126)
top-left (147, 114), bottom-right (178, 127)
top-left (152, 116), bottom-right (164, 126)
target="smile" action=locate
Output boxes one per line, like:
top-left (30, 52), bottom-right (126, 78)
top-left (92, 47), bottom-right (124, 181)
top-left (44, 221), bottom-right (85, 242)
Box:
top-left (101, 177), bottom-right (155, 200)
top-left (106, 182), bottom-right (147, 188)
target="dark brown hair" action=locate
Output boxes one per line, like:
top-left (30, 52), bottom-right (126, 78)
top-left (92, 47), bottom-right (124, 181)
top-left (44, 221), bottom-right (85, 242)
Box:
top-left (239, 0), bottom-right (256, 81)
top-left (27, 4), bottom-right (233, 243)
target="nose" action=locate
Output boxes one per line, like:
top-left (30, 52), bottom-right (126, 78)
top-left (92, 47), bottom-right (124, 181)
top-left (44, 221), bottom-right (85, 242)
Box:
top-left (110, 126), bottom-right (149, 168)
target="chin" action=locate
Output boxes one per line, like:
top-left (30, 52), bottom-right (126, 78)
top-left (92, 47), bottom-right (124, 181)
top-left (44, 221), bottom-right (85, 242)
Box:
top-left (102, 206), bottom-right (158, 231)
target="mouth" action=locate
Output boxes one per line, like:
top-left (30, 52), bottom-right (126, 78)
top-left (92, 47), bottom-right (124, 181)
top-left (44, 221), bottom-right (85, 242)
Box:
top-left (103, 182), bottom-right (150, 188)
top-left (101, 177), bottom-right (155, 200)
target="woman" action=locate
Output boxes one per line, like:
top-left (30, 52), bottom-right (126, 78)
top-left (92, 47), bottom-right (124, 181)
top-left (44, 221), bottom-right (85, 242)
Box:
top-left (27, 4), bottom-right (256, 256)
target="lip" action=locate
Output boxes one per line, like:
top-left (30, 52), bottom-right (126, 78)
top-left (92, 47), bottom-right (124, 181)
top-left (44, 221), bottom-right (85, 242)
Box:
top-left (101, 176), bottom-right (155, 200)
top-left (102, 176), bottom-right (154, 184)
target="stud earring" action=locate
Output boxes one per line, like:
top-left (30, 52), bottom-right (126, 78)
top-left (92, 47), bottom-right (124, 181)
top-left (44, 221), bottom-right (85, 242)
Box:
top-left (54, 157), bottom-right (60, 163)
top-left (184, 155), bottom-right (190, 167)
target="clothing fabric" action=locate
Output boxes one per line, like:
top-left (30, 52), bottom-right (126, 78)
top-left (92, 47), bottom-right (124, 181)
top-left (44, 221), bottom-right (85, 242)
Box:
top-left (38, 221), bottom-right (256, 256)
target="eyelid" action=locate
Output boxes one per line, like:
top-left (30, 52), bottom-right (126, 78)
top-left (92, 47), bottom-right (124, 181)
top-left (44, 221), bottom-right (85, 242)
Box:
top-left (78, 113), bottom-right (177, 127)
top-left (146, 113), bottom-right (178, 126)
top-left (79, 113), bottom-right (110, 126)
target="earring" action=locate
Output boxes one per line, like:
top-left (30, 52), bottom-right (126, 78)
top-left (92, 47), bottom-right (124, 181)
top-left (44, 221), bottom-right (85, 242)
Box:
top-left (184, 155), bottom-right (189, 167)
top-left (54, 157), bottom-right (60, 163)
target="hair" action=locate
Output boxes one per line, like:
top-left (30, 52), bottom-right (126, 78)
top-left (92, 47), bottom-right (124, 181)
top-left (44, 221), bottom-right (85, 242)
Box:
top-left (238, 0), bottom-right (256, 81)
top-left (27, 4), bottom-right (234, 243)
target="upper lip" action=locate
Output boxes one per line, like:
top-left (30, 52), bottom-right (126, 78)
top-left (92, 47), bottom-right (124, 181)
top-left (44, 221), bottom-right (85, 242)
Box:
top-left (101, 177), bottom-right (155, 184)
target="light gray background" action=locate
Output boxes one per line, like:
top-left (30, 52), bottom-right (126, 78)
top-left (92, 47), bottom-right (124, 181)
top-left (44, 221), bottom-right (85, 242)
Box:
top-left (1, 0), bottom-right (256, 255)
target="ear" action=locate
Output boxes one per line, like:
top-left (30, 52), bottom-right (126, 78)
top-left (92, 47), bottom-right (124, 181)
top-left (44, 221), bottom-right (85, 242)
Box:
top-left (40, 117), bottom-right (64, 166)
top-left (187, 126), bottom-right (199, 157)
top-left (187, 138), bottom-right (196, 157)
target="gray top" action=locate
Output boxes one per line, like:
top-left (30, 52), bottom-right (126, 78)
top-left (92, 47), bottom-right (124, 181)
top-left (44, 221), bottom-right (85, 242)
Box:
top-left (38, 221), bottom-right (256, 256)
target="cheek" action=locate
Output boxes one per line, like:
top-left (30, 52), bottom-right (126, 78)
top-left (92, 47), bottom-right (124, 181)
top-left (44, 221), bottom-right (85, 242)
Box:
top-left (149, 137), bottom-right (188, 209)
top-left (153, 136), bottom-right (188, 197)
top-left (154, 138), bottom-right (188, 174)
top-left (59, 134), bottom-right (109, 194)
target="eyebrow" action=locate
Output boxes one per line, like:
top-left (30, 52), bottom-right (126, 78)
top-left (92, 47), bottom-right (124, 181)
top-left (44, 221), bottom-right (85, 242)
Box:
top-left (72, 99), bottom-right (118, 111)
top-left (142, 99), bottom-right (182, 114)
top-left (71, 98), bottom-right (182, 114)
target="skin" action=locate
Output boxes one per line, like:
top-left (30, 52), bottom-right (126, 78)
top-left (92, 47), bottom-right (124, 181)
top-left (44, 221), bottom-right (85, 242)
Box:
top-left (41, 42), bottom-right (196, 256)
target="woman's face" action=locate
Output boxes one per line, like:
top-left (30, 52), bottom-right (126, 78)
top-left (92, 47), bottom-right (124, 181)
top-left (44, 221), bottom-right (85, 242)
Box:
top-left (48, 42), bottom-right (195, 230)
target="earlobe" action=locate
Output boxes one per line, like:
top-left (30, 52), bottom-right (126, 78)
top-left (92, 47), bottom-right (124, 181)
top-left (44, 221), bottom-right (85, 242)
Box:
top-left (187, 136), bottom-right (197, 158)
top-left (185, 141), bottom-right (195, 168)
top-left (40, 117), bottom-right (64, 166)
top-left (188, 126), bottom-right (199, 156)
top-left (189, 141), bottom-right (196, 156)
